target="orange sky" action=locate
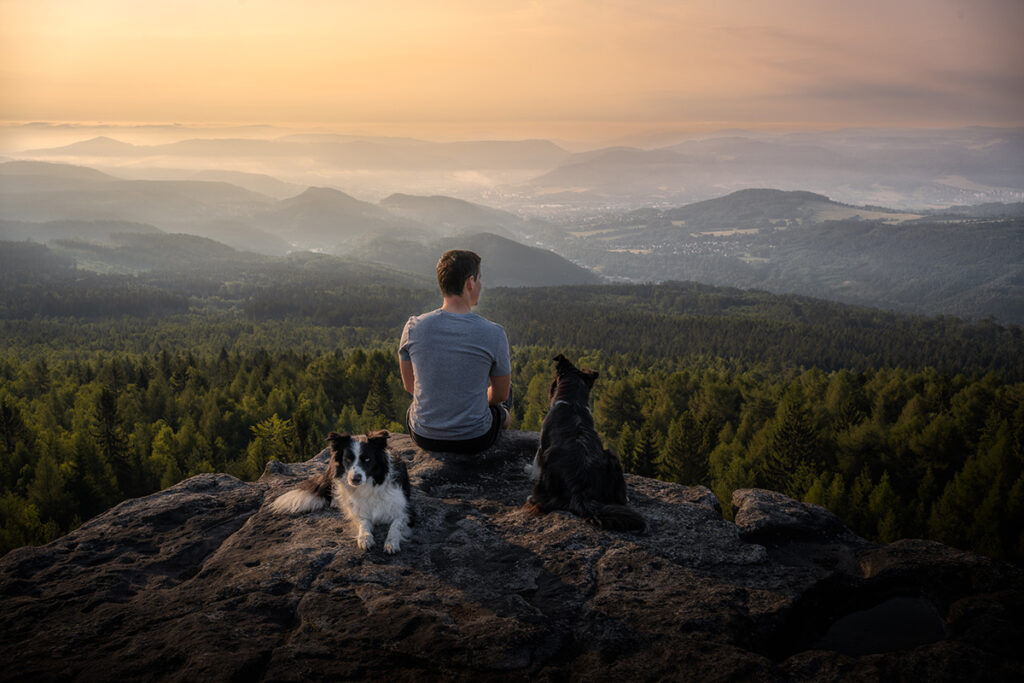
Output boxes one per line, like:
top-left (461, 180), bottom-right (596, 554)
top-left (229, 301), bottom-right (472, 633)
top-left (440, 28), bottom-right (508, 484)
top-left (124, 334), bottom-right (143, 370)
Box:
top-left (2, 0), bottom-right (1022, 140)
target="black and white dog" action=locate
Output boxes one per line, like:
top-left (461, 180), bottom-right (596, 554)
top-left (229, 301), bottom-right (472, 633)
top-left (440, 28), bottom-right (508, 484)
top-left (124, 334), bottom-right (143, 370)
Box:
top-left (525, 354), bottom-right (645, 532)
top-left (269, 430), bottom-right (413, 553)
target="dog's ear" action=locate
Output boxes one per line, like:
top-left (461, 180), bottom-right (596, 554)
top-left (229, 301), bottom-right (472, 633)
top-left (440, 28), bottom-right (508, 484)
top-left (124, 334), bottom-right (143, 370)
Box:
top-left (553, 354), bottom-right (575, 374)
top-left (581, 369), bottom-right (599, 386)
top-left (327, 432), bottom-right (352, 451)
top-left (366, 429), bottom-right (390, 447)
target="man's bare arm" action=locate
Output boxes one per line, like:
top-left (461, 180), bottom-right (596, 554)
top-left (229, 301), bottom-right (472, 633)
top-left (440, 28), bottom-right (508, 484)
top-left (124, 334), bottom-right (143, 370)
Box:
top-left (400, 359), bottom-right (416, 395)
top-left (488, 373), bottom-right (511, 405)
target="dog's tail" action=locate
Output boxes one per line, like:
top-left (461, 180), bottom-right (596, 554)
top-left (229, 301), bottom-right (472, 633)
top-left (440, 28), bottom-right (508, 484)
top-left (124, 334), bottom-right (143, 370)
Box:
top-left (591, 503), bottom-right (646, 533)
top-left (574, 498), bottom-right (646, 533)
top-left (268, 487), bottom-right (329, 515)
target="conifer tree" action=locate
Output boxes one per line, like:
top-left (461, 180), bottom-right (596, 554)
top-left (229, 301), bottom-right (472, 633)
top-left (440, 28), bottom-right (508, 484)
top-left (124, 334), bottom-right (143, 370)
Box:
top-left (244, 414), bottom-right (296, 480)
top-left (868, 472), bottom-right (902, 542)
top-left (631, 422), bottom-right (661, 478)
top-left (520, 374), bottom-right (553, 432)
top-left (27, 453), bottom-right (72, 529)
top-left (0, 395), bottom-right (32, 490)
top-left (337, 405), bottom-right (361, 434)
top-left (0, 395), bottom-right (29, 458)
top-left (617, 424), bottom-right (638, 474)
top-left (361, 368), bottom-right (394, 426)
top-left (0, 493), bottom-right (50, 551)
top-left (149, 424), bottom-right (183, 491)
top-left (657, 411), bottom-right (706, 484)
top-left (825, 369), bottom-right (867, 429)
top-left (761, 393), bottom-right (821, 496)
top-left (847, 469), bottom-right (874, 533)
top-left (825, 472), bottom-right (847, 519)
top-left (803, 473), bottom-right (828, 508)
top-left (595, 378), bottom-right (641, 442)
top-left (91, 386), bottom-right (137, 496)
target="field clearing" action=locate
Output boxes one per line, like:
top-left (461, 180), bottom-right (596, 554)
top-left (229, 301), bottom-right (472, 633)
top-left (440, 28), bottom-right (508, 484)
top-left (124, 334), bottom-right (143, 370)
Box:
top-left (571, 224), bottom-right (648, 238)
top-left (810, 203), bottom-right (923, 223)
top-left (698, 228), bottom-right (761, 237)
top-left (569, 228), bottom-right (618, 237)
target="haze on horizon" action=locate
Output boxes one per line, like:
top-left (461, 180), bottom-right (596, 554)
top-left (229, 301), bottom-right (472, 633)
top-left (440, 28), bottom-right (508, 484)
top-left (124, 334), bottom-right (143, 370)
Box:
top-left (2, 0), bottom-right (1023, 146)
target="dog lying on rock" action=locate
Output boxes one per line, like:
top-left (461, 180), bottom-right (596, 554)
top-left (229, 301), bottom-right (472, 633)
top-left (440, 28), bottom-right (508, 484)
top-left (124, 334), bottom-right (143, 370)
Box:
top-left (269, 430), bottom-right (413, 553)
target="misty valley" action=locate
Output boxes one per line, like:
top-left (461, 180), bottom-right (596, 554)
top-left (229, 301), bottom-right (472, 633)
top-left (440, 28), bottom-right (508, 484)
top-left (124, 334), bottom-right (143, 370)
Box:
top-left (2, 124), bottom-right (1022, 324)
top-left (1, 125), bottom-right (1023, 566)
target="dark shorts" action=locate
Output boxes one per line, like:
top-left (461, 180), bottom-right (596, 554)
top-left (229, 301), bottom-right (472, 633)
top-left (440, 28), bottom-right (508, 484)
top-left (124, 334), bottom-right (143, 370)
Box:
top-left (408, 405), bottom-right (506, 454)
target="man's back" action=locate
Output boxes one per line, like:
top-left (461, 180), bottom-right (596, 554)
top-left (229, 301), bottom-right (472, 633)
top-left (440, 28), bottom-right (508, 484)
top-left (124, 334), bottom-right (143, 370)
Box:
top-left (400, 309), bottom-right (510, 441)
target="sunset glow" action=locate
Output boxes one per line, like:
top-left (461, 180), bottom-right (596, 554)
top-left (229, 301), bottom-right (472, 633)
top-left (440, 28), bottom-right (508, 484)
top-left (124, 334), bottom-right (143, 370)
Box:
top-left (2, 0), bottom-right (1022, 141)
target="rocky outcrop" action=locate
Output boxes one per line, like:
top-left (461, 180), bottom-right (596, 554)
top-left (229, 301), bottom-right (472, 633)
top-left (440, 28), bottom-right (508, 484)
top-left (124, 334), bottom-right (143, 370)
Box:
top-left (1, 431), bottom-right (1021, 681)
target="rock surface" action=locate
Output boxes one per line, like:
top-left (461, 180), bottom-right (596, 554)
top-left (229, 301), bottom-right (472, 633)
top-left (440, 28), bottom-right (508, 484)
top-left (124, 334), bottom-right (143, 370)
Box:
top-left (1, 431), bottom-right (1022, 681)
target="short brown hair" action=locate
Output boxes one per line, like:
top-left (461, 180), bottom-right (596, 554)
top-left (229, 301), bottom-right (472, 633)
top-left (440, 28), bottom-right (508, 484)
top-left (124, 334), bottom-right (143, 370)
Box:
top-left (436, 250), bottom-right (481, 296)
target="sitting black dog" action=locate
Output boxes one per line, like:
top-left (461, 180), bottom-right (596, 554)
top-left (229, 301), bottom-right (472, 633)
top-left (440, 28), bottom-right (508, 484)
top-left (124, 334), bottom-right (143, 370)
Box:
top-left (525, 354), bottom-right (645, 532)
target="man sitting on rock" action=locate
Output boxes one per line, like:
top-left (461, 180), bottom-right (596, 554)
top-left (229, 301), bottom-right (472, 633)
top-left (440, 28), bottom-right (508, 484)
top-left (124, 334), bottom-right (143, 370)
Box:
top-left (399, 249), bottom-right (512, 453)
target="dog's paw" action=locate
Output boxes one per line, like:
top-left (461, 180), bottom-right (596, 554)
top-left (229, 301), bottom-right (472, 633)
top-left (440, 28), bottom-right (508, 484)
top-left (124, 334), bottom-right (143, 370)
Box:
top-left (524, 461), bottom-right (540, 480)
top-left (384, 519), bottom-right (409, 554)
top-left (356, 533), bottom-right (375, 551)
top-left (523, 497), bottom-right (542, 516)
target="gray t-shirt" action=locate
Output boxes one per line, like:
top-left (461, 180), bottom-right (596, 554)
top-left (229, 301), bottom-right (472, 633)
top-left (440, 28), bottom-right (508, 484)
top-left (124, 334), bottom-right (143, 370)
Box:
top-left (399, 309), bottom-right (511, 441)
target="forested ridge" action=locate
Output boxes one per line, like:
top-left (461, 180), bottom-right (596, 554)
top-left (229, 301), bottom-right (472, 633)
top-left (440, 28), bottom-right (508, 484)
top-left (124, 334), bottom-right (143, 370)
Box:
top-left (483, 283), bottom-right (1024, 379)
top-left (1, 239), bottom-right (1022, 562)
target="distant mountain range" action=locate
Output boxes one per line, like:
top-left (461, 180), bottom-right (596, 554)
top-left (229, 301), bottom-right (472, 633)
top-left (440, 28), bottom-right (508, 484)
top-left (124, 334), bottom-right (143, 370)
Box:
top-left (0, 161), bottom-right (597, 288)
top-left (2, 159), bottom-right (1021, 324)
top-left (16, 127), bottom-right (1023, 211)
top-left (548, 188), bottom-right (1024, 324)
top-left (516, 127), bottom-right (1024, 210)
top-left (0, 161), bottom-right (537, 254)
